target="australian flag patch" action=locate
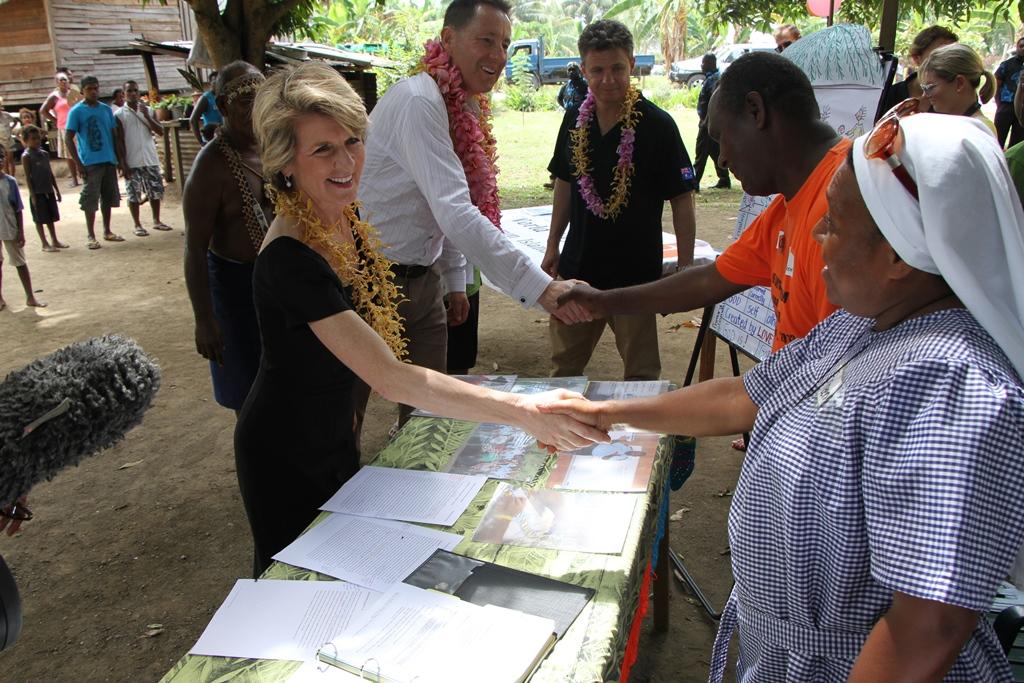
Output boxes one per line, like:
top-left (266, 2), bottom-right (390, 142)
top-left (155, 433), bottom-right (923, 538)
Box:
top-left (681, 166), bottom-right (695, 181)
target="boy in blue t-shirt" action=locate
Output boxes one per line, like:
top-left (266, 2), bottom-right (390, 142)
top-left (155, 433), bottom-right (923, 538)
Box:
top-left (0, 145), bottom-right (46, 310)
top-left (65, 75), bottom-right (125, 249)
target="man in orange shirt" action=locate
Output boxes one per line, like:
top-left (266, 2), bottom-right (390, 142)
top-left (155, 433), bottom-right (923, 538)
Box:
top-left (560, 51), bottom-right (846, 350)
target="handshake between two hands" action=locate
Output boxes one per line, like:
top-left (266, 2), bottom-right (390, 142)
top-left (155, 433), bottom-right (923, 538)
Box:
top-left (519, 389), bottom-right (614, 454)
top-left (539, 279), bottom-right (607, 325)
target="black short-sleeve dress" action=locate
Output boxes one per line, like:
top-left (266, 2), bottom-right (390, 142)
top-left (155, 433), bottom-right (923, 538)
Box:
top-left (234, 236), bottom-right (360, 575)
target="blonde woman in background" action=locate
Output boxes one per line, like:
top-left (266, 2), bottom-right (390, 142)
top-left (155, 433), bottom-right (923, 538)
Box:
top-left (919, 43), bottom-right (998, 136)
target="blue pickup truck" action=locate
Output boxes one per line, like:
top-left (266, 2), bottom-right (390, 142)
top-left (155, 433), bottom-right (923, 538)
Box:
top-left (505, 38), bottom-right (656, 88)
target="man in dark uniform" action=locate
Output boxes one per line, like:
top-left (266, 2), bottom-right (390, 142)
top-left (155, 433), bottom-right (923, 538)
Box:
top-left (693, 52), bottom-right (730, 190)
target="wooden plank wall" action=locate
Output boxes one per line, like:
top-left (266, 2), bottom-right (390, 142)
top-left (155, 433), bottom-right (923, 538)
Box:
top-left (0, 0), bottom-right (57, 108)
top-left (49, 0), bottom-right (190, 98)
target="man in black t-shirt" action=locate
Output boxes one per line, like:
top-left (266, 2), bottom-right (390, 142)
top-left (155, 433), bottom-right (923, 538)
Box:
top-left (542, 20), bottom-right (698, 381)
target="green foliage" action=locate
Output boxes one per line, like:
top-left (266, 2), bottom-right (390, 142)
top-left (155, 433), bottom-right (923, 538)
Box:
top-left (292, 0), bottom-right (444, 94)
top-left (891, 6), bottom-right (1016, 59)
top-left (644, 77), bottom-right (701, 110)
top-left (505, 52), bottom-right (542, 112)
top-left (512, 0), bottom-right (589, 54)
top-left (704, 0), bottom-right (1024, 35)
top-left (605, 0), bottom-right (730, 60)
top-left (153, 94), bottom-right (191, 110)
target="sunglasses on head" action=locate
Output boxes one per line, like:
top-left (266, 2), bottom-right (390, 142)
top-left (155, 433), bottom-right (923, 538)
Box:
top-left (863, 98), bottom-right (920, 201)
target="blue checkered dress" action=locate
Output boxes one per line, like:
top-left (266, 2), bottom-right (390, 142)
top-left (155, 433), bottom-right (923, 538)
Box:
top-left (709, 308), bottom-right (1024, 682)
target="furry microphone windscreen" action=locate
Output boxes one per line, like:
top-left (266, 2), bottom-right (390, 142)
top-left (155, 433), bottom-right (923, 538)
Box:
top-left (0, 335), bottom-right (161, 507)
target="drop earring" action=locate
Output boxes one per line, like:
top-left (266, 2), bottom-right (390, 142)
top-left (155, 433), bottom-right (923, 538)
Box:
top-left (285, 175), bottom-right (293, 189)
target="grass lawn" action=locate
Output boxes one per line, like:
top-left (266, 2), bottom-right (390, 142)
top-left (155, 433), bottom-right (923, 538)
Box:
top-left (491, 104), bottom-right (742, 215)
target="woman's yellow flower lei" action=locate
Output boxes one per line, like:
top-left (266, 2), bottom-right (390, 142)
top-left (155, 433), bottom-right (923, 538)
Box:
top-left (569, 85), bottom-right (642, 221)
top-left (272, 188), bottom-right (408, 359)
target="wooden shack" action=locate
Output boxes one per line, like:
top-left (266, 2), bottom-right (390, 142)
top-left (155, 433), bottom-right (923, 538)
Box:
top-left (1, 0), bottom-right (195, 108)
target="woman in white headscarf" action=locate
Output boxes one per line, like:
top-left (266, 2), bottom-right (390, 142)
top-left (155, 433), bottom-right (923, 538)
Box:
top-left (541, 110), bottom-right (1024, 681)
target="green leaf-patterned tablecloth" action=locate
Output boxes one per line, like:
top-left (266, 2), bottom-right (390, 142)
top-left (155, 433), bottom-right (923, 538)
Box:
top-left (160, 416), bottom-right (672, 683)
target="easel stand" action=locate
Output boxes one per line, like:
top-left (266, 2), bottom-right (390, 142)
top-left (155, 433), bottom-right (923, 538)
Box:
top-left (683, 305), bottom-right (751, 445)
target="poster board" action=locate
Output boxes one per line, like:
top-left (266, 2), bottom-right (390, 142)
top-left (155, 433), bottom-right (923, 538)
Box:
top-left (710, 193), bottom-right (777, 361)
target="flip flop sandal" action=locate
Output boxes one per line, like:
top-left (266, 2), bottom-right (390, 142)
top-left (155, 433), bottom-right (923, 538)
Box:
top-left (103, 233), bottom-right (125, 242)
top-left (86, 238), bottom-right (101, 250)
top-left (134, 226), bottom-right (150, 237)
top-left (152, 223), bottom-right (173, 231)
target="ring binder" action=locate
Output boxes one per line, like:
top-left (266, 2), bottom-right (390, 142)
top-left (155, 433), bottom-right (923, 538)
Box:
top-left (318, 642), bottom-right (337, 674)
top-left (359, 657), bottom-right (381, 681)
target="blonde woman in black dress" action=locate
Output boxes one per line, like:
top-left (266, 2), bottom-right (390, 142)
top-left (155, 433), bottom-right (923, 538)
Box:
top-left (235, 63), bottom-right (606, 574)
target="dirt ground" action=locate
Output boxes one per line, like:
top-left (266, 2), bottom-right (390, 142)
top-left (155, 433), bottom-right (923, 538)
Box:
top-left (0, 178), bottom-right (750, 682)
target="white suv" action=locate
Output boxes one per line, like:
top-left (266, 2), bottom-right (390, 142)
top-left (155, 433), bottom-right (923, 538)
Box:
top-left (669, 43), bottom-right (777, 89)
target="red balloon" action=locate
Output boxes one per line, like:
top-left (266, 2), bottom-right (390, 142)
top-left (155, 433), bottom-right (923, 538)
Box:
top-left (807, 0), bottom-right (841, 16)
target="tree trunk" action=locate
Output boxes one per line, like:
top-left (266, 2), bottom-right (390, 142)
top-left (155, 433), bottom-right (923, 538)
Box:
top-left (187, 0), bottom-right (314, 69)
top-left (660, 1), bottom-right (687, 65)
top-left (186, 0), bottom-right (285, 69)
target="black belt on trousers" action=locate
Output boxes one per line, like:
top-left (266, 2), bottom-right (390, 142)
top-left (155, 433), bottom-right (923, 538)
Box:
top-left (389, 263), bottom-right (430, 278)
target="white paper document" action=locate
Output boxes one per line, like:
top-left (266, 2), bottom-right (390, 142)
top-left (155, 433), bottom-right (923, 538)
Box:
top-left (320, 583), bottom-right (555, 683)
top-left (320, 466), bottom-right (487, 526)
top-left (272, 513), bottom-right (463, 591)
top-left (190, 579), bottom-right (378, 662)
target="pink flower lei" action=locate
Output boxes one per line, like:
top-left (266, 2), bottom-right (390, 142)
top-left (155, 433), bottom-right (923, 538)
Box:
top-left (415, 39), bottom-right (501, 230)
top-left (569, 87), bottom-right (642, 220)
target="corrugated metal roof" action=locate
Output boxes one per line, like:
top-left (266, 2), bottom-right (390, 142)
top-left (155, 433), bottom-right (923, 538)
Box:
top-left (101, 40), bottom-right (398, 71)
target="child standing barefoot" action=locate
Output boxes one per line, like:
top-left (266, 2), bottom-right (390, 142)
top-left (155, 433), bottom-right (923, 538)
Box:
top-left (20, 125), bottom-right (65, 251)
top-left (0, 146), bottom-right (46, 310)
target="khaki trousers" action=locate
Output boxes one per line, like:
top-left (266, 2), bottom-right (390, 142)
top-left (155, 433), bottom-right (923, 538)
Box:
top-left (352, 264), bottom-right (448, 446)
top-left (549, 313), bottom-right (661, 380)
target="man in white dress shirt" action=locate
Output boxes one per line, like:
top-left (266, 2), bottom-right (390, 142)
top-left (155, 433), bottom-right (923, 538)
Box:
top-left (359, 0), bottom-right (586, 427)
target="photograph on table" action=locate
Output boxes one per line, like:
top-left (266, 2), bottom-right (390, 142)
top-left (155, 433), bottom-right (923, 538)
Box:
top-left (583, 380), bottom-right (670, 401)
top-left (507, 376), bottom-right (589, 395)
top-left (473, 484), bottom-right (638, 554)
top-left (410, 375), bottom-right (518, 418)
top-left (444, 422), bottom-right (549, 482)
top-left (547, 430), bottom-right (661, 493)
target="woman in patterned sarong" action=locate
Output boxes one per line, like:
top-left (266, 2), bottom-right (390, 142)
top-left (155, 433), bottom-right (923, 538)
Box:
top-left (542, 111), bottom-right (1024, 681)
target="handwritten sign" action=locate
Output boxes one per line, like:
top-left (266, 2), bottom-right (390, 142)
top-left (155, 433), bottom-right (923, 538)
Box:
top-left (709, 286), bottom-right (777, 361)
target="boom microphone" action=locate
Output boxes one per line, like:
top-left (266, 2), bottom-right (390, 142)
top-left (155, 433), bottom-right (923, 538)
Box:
top-left (0, 335), bottom-right (160, 653)
top-left (0, 335), bottom-right (161, 508)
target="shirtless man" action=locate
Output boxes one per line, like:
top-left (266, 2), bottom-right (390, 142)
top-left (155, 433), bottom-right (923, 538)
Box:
top-left (183, 62), bottom-right (271, 414)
